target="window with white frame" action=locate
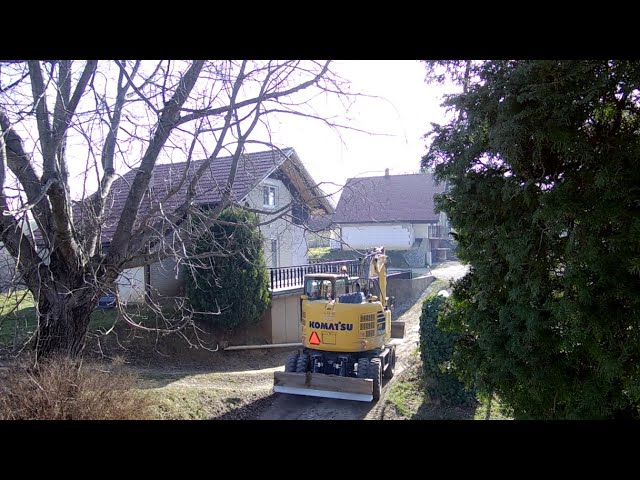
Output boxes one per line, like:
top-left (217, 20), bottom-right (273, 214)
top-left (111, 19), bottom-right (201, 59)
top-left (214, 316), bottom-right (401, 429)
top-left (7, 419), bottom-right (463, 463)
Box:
top-left (263, 185), bottom-right (277, 208)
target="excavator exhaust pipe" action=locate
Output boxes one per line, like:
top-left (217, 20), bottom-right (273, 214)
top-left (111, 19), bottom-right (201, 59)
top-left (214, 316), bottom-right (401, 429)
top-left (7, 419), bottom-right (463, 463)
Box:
top-left (273, 372), bottom-right (374, 402)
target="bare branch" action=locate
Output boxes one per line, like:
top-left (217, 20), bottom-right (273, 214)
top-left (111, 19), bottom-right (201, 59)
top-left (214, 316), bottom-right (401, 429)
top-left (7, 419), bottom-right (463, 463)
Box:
top-left (86, 61), bottom-right (140, 257)
top-left (261, 108), bottom-right (390, 136)
top-left (0, 110), bottom-right (51, 233)
top-left (106, 61), bottom-right (205, 267)
top-left (0, 122), bottom-right (46, 289)
top-left (0, 70), bottom-right (29, 94)
top-left (27, 61), bottom-right (83, 266)
top-left (175, 61), bottom-right (332, 126)
top-left (116, 60), bottom-right (160, 115)
top-left (2, 177), bottom-right (56, 216)
top-left (0, 59), bottom-right (356, 359)
top-left (27, 60), bottom-right (56, 174)
top-left (52, 60), bottom-right (98, 189)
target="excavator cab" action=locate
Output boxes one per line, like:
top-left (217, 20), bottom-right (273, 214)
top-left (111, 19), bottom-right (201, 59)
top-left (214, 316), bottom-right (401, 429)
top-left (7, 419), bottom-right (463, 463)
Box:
top-left (304, 276), bottom-right (348, 301)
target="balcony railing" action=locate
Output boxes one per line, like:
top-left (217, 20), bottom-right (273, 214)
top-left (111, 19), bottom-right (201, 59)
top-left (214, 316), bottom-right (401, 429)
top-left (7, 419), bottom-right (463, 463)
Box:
top-left (268, 259), bottom-right (360, 291)
top-left (427, 225), bottom-right (451, 239)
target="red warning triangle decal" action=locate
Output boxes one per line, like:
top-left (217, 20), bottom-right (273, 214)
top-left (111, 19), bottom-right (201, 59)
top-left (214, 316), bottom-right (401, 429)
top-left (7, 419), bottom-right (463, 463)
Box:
top-left (309, 331), bottom-right (321, 345)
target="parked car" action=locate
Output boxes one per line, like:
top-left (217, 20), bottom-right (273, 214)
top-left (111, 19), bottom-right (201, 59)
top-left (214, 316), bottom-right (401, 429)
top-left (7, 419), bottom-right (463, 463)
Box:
top-left (96, 290), bottom-right (117, 309)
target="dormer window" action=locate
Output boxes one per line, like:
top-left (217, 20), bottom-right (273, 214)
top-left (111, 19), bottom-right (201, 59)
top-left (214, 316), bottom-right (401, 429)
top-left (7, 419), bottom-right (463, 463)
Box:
top-left (263, 185), bottom-right (277, 208)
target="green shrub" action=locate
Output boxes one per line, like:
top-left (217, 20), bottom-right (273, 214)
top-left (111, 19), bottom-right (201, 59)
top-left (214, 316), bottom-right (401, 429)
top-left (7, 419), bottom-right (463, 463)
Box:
top-left (419, 293), bottom-right (475, 406)
top-left (184, 207), bottom-right (270, 330)
top-left (422, 60), bottom-right (640, 419)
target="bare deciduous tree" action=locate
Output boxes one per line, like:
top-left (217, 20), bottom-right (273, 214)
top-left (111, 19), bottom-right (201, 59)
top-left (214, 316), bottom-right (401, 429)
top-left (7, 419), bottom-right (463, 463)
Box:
top-left (0, 60), bottom-right (353, 361)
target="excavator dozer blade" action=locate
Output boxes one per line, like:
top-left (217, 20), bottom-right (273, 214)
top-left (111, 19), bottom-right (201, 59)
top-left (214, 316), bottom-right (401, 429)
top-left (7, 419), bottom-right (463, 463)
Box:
top-left (391, 321), bottom-right (405, 339)
top-left (273, 372), bottom-right (374, 402)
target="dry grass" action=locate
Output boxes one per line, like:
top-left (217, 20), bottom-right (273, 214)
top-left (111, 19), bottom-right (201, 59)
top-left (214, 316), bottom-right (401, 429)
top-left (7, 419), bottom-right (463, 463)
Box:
top-left (0, 355), bottom-right (156, 420)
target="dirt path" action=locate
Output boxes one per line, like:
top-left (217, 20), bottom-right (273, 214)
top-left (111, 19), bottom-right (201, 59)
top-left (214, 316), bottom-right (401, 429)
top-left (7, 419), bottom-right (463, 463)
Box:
top-left (256, 261), bottom-right (468, 420)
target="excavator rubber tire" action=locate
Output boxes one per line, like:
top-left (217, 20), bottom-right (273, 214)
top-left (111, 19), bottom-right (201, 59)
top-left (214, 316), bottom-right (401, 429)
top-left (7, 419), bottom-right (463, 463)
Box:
top-left (383, 347), bottom-right (396, 380)
top-left (296, 353), bottom-right (310, 373)
top-left (357, 358), bottom-right (370, 379)
top-left (369, 357), bottom-right (382, 401)
top-left (285, 352), bottom-right (299, 373)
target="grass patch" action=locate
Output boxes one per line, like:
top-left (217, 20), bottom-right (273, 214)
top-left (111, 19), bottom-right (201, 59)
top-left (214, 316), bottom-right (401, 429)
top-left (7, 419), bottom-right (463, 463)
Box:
top-left (387, 376), bottom-right (425, 417)
top-left (88, 308), bottom-right (120, 332)
top-left (150, 387), bottom-right (222, 420)
top-left (0, 289), bottom-right (135, 348)
top-left (308, 247), bottom-right (330, 261)
top-left (380, 354), bottom-right (513, 420)
top-left (0, 290), bottom-right (36, 346)
top-left (148, 385), bottom-right (270, 420)
top-left (473, 395), bottom-right (513, 420)
top-left (427, 279), bottom-right (449, 292)
top-left (0, 289), bottom-right (34, 315)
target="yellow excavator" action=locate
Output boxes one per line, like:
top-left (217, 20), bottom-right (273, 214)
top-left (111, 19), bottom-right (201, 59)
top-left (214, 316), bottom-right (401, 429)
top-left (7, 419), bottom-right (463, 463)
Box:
top-left (273, 247), bottom-right (405, 402)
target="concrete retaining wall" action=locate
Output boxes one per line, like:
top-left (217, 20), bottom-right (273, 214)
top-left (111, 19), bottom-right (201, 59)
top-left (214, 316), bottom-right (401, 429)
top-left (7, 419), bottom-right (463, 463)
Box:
top-left (387, 275), bottom-right (435, 310)
top-left (268, 288), bottom-right (304, 344)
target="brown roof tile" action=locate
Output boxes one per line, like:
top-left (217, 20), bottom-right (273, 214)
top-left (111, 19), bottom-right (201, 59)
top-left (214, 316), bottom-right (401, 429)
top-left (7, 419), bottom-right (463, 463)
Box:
top-left (332, 173), bottom-right (445, 224)
top-left (306, 214), bottom-right (334, 231)
top-left (78, 148), bottom-right (294, 244)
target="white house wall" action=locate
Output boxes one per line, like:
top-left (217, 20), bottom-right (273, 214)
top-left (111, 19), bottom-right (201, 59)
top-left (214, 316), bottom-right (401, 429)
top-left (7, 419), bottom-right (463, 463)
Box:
top-left (341, 223), bottom-right (415, 250)
top-left (149, 257), bottom-right (183, 299)
top-left (329, 233), bottom-right (341, 251)
top-left (413, 223), bottom-right (430, 239)
top-left (147, 176), bottom-right (312, 299)
top-left (243, 178), bottom-right (308, 267)
top-left (0, 247), bottom-right (18, 292)
top-left (116, 267), bottom-right (146, 304)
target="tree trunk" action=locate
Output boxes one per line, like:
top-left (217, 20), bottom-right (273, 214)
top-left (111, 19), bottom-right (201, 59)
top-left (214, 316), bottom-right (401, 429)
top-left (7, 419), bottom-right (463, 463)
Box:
top-left (34, 281), bottom-right (99, 360)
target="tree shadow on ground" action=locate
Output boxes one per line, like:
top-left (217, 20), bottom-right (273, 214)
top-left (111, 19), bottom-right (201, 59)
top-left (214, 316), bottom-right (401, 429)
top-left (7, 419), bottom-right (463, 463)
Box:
top-left (117, 346), bottom-right (294, 391)
top-left (211, 394), bottom-right (279, 420)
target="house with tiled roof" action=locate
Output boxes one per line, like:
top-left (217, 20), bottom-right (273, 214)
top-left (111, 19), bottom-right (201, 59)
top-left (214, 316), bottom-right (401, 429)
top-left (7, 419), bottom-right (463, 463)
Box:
top-left (304, 213), bottom-right (341, 249)
top-left (332, 170), bottom-right (452, 266)
top-left (80, 147), bottom-right (333, 303)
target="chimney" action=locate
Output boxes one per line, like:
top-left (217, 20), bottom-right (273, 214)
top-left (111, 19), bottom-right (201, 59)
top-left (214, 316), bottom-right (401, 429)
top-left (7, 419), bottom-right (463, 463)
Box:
top-left (385, 168), bottom-right (389, 177)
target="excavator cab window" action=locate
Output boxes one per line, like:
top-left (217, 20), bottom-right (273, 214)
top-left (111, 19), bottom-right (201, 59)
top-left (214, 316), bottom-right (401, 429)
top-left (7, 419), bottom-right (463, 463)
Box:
top-left (368, 279), bottom-right (380, 298)
top-left (305, 279), bottom-right (334, 300)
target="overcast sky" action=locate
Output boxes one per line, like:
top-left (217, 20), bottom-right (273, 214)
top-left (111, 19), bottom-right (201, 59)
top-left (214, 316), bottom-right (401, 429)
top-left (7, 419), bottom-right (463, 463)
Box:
top-left (269, 60), bottom-right (457, 203)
